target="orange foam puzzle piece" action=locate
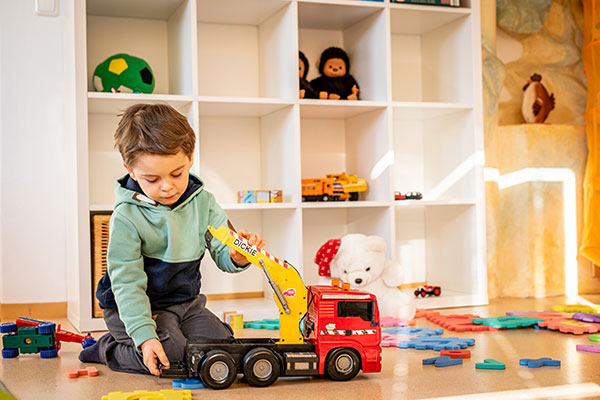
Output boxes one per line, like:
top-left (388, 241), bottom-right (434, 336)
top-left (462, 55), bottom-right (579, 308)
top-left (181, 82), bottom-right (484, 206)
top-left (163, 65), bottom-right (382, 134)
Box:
top-left (66, 366), bottom-right (98, 378)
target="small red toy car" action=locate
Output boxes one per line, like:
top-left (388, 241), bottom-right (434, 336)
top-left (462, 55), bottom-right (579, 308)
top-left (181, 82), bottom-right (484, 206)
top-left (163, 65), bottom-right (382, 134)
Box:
top-left (394, 191), bottom-right (406, 200)
top-left (414, 285), bottom-right (441, 297)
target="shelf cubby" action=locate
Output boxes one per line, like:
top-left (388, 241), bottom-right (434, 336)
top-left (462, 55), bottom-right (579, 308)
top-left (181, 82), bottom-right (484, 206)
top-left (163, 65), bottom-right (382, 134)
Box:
top-left (196, 0), bottom-right (296, 99)
top-left (300, 107), bottom-right (390, 202)
top-left (302, 206), bottom-right (392, 286)
top-left (86, 0), bottom-right (195, 95)
top-left (198, 104), bottom-right (298, 205)
top-left (298, 1), bottom-right (388, 101)
top-left (390, 6), bottom-right (473, 103)
top-left (393, 107), bottom-right (476, 202)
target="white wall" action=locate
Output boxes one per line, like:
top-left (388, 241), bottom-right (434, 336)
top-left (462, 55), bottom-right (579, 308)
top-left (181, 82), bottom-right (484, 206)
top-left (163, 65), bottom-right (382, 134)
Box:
top-left (0, 0), bottom-right (74, 303)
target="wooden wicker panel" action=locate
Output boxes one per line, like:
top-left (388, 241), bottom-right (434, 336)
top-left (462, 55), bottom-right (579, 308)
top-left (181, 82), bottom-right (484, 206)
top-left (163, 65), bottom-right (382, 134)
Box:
top-left (91, 214), bottom-right (111, 318)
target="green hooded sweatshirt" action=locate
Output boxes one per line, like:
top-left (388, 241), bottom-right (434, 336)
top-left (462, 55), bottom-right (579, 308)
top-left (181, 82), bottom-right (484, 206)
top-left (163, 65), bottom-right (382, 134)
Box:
top-left (96, 174), bottom-right (248, 348)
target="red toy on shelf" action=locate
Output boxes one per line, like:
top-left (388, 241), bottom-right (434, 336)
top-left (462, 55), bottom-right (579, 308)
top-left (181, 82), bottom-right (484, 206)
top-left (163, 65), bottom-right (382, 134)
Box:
top-left (414, 285), bottom-right (441, 297)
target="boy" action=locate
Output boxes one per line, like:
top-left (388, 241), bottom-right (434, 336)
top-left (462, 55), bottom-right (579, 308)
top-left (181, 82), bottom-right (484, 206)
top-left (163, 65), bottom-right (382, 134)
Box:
top-left (80, 103), bottom-right (264, 376)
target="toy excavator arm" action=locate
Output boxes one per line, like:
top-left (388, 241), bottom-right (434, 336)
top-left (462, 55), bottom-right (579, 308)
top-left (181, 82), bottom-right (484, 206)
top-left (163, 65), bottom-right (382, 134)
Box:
top-left (206, 225), bottom-right (308, 344)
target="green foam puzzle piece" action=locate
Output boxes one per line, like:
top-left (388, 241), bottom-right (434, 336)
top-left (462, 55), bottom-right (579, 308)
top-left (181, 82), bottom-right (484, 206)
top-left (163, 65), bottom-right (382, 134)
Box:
top-left (471, 316), bottom-right (540, 329)
top-left (475, 359), bottom-right (505, 370)
top-left (243, 319), bottom-right (279, 330)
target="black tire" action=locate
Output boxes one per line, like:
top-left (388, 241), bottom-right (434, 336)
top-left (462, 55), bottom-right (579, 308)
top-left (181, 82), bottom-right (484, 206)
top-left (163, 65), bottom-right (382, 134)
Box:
top-left (302, 196), bottom-right (307, 202)
top-left (433, 287), bottom-right (441, 296)
top-left (322, 195), bottom-right (330, 202)
top-left (242, 347), bottom-right (280, 387)
top-left (199, 350), bottom-right (237, 390)
top-left (326, 348), bottom-right (361, 381)
top-left (349, 192), bottom-right (359, 201)
top-left (420, 290), bottom-right (426, 297)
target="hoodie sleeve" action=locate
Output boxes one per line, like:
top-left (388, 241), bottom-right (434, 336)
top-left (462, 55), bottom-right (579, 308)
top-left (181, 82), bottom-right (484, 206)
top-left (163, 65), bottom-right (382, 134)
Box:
top-left (206, 194), bottom-right (251, 273)
top-left (107, 211), bottom-right (157, 348)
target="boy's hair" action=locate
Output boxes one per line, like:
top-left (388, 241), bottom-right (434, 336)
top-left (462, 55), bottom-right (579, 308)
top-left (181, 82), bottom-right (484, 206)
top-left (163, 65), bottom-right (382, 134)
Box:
top-left (114, 103), bottom-right (195, 167)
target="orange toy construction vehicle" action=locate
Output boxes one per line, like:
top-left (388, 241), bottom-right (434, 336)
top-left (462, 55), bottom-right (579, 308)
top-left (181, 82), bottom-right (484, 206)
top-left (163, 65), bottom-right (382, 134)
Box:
top-left (302, 172), bottom-right (367, 202)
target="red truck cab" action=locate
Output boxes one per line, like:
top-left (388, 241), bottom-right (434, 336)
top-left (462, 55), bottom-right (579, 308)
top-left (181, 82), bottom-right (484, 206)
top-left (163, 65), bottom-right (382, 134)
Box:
top-left (304, 283), bottom-right (382, 375)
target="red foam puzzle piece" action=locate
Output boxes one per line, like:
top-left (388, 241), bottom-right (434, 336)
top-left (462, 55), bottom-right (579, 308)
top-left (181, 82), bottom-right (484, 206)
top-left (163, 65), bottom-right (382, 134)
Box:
top-left (440, 350), bottom-right (471, 359)
top-left (537, 317), bottom-right (600, 334)
top-left (66, 367), bottom-right (98, 378)
top-left (427, 313), bottom-right (498, 332)
top-left (414, 309), bottom-right (438, 319)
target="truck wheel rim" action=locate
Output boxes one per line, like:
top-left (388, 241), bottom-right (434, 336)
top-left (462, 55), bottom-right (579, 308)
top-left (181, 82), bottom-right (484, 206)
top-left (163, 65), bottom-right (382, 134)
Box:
top-left (336, 354), bottom-right (353, 373)
top-left (209, 361), bottom-right (230, 383)
top-left (253, 359), bottom-right (273, 379)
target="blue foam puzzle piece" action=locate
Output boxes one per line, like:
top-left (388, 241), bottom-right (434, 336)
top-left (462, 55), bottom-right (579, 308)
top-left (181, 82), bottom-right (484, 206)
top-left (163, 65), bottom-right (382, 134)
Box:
top-left (422, 356), bottom-right (463, 367)
top-left (399, 336), bottom-right (475, 350)
top-left (382, 326), bottom-right (444, 336)
top-left (519, 358), bottom-right (560, 368)
top-left (172, 378), bottom-right (205, 389)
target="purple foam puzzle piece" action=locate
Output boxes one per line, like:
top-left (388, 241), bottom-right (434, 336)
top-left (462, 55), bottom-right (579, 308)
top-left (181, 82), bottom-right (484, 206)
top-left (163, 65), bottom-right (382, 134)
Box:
top-left (572, 313), bottom-right (600, 323)
top-left (576, 344), bottom-right (600, 353)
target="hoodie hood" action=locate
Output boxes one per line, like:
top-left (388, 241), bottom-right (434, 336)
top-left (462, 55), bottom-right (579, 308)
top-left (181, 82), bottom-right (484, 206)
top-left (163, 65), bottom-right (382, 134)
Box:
top-left (115, 174), bottom-right (204, 210)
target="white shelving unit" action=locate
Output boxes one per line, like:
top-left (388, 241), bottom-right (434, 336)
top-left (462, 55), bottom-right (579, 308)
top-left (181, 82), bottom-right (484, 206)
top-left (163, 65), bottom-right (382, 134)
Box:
top-left (68, 0), bottom-right (486, 331)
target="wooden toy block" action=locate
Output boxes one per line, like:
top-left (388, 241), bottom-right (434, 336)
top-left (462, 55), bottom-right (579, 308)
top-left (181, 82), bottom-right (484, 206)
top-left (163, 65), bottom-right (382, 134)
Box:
top-left (519, 358), bottom-right (560, 368)
top-left (576, 344), bottom-right (600, 353)
top-left (422, 356), bottom-right (463, 367)
top-left (270, 190), bottom-right (283, 203)
top-left (66, 366), bottom-right (98, 378)
top-left (427, 313), bottom-right (497, 332)
top-left (475, 359), bottom-right (505, 370)
top-left (440, 350), bottom-right (471, 359)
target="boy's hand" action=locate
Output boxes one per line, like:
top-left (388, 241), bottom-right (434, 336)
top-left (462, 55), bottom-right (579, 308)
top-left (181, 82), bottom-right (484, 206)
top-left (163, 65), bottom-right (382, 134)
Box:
top-left (140, 338), bottom-right (169, 376)
top-left (230, 229), bottom-right (265, 266)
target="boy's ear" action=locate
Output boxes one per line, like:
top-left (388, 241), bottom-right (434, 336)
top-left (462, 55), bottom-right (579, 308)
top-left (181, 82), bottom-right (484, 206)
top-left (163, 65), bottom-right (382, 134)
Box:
top-left (123, 163), bottom-right (136, 180)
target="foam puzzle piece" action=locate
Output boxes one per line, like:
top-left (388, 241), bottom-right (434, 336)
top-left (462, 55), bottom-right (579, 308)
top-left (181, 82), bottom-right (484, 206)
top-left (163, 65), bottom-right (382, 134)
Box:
top-left (572, 313), bottom-right (600, 323)
top-left (519, 358), bottom-right (560, 368)
top-left (537, 317), bottom-right (600, 334)
top-left (422, 356), bottom-right (463, 367)
top-left (590, 334), bottom-right (600, 342)
top-left (66, 366), bottom-right (98, 378)
top-left (398, 336), bottom-right (475, 351)
top-left (381, 326), bottom-right (444, 348)
top-left (551, 304), bottom-right (600, 314)
top-left (243, 319), bottom-right (279, 330)
top-left (576, 344), bottom-right (600, 353)
top-left (505, 311), bottom-right (569, 318)
top-left (172, 378), bottom-right (205, 389)
top-left (475, 359), bottom-right (505, 370)
top-left (440, 350), bottom-right (471, 359)
top-left (471, 316), bottom-right (540, 329)
top-left (101, 390), bottom-right (191, 400)
top-left (414, 309), bottom-right (439, 319)
top-left (427, 313), bottom-right (497, 332)
top-left (380, 316), bottom-right (416, 327)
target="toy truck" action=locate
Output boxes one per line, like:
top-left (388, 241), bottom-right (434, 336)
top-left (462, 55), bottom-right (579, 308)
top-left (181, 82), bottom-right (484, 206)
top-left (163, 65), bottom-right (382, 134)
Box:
top-left (301, 178), bottom-right (345, 201)
top-left (161, 225), bottom-right (382, 389)
top-left (1, 317), bottom-right (96, 358)
top-left (326, 172), bottom-right (367, 201)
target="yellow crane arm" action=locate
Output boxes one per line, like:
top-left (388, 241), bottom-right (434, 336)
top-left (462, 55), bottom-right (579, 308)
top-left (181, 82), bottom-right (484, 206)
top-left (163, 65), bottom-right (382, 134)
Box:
top-left (207, 225), bottom-right (308, 344)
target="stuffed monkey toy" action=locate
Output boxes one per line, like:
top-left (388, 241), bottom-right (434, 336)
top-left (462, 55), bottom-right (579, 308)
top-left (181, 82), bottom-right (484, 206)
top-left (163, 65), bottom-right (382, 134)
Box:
top-left (299, 51), bottom-right (317, 99)
top-left (310, 47), bottom-right (359, 100)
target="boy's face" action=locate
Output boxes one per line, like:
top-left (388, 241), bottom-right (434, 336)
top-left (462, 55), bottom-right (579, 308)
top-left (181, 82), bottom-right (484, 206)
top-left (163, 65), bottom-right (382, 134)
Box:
top-left (125, 150), bottom-right (193, 206)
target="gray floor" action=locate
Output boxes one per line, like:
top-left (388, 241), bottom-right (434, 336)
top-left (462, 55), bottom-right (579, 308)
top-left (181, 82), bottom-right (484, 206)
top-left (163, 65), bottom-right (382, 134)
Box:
top-left (2, 296), bottom-right (600, 399)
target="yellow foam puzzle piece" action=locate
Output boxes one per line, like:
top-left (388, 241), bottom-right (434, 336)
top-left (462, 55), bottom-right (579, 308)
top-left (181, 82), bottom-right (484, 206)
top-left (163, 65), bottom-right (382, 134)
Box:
top-left (101, 389), bottom-right (191, 400)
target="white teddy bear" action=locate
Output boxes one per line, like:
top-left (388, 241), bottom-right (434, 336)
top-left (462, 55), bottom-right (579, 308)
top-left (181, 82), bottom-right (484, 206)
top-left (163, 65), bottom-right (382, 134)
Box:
top-left (315, 234), bottom-right (415, 321)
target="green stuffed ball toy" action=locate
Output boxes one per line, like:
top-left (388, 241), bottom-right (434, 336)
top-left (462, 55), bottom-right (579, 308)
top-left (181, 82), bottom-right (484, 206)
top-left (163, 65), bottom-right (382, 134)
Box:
top-left (93, 53), bottom-right (155, 93)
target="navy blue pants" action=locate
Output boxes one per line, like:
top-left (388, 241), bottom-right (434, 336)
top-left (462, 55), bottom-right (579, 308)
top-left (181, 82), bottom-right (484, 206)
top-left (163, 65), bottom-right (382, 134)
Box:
top-left (95, 294), bottom-right (233, 374)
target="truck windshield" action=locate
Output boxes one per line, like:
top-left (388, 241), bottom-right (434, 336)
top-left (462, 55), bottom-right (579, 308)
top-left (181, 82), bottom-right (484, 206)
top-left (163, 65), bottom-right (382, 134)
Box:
top-left (337, 301), bottom-right (373, 321)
